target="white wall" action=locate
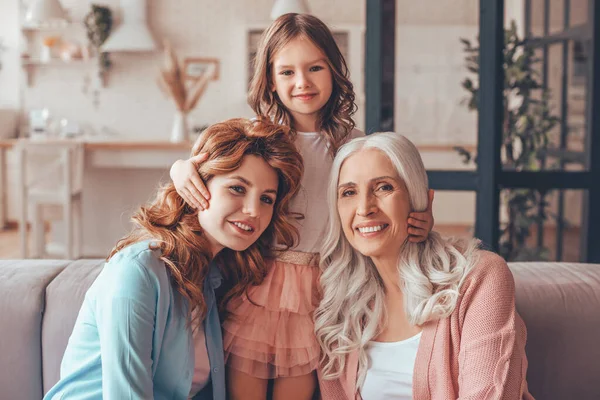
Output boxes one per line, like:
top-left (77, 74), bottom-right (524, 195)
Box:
top-left (13, 0), bottom-right (366, 141)
top-left (7, 0), bottom-right (568, 254)
top-left (2, 0), bottom-right (369, 256)
top-left (394, 0), bottom-right (480, 226)
top-left (0, 0), bottom-right (22, 137)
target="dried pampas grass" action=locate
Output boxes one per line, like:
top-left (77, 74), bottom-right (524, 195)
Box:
top-left (157, 40), bottom-right (214, 113)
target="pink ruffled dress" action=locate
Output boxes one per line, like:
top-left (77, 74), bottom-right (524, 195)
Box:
top-left (222, 129), bottom-right (365, 379)
top-left (222, 251), bottom-right (320, 378)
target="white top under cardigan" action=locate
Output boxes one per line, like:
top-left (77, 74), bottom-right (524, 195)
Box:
top-left (360, 332), bottom-right (422, 400)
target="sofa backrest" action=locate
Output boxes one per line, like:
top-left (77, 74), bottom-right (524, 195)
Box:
top-left (2, 259), bottom-right (599, 400)
top-left (41, 259), bottom-right (105, 394)
top-left (509, 262), bottom-right (600, 400)
top-left (0, 260), bottom-right (70, 400)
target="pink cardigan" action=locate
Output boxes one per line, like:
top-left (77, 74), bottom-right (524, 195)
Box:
top-left (318, 251), bottom-right (534, 400)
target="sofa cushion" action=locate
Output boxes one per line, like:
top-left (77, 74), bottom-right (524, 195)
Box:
top-left (509, 262), bottom-right (600, 400)
top-left (42, 259), bottom-right (105, 395)
top-left (0, 260), bottom-right (70, 400)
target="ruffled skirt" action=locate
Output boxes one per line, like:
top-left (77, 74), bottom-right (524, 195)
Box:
top-left (222, 251), bottom-right (320, 379)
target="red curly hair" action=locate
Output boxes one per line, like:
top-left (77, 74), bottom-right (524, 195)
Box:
top-left (109, 118), bottom-right (303, 327)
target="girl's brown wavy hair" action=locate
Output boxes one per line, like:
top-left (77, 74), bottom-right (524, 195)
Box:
top-left (248, 13), bottom-right (357, 156)
top-left (109, 118), bottom-right (303, 327)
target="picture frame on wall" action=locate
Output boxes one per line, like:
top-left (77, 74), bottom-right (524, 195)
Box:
top-left (183, 57), bottom-right (220, 82)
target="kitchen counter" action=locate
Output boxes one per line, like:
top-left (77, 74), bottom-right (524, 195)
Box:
top-left (0, 139), bottom-right (194, 255)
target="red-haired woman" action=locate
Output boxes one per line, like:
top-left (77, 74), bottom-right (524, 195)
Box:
top-left (44, 118), bottom-right (303, 400)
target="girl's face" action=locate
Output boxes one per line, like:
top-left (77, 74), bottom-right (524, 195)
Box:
top-left (198, 155), bottom-right (279, 257)
top-left (271, 36), bottom-right (333, 132)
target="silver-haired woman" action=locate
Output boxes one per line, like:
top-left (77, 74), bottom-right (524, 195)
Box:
top-left (315, 132), bottom-right (533, 400)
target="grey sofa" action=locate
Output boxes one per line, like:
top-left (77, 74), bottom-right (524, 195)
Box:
top-left (1, 259), bottom-right (599, 400)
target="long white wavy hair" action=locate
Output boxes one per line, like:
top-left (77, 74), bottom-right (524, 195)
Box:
top-left (314, 132), bottom-right (480, 387)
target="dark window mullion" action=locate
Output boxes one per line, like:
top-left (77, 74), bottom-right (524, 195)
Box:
top-left (427, 171), bottom-right (479, 191)
top-left (537, 0), bottom-right (550, 248)
top-left (524, 0), bottom-right (532, 38)
top-left (475, 0), bottom-right (504, 250)
top-left (583, 0), bottom-right (600, 262)
top-left (364, 0), bottom-right (383, 134)
top-left (365, 0), bottom-right (395, 134)
top-left (556, 0), bottom-right (571, 261)
top-left (499, 171), bottom-right (592, 189)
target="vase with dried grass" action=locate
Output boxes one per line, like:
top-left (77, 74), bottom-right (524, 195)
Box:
top-left (157, 41), bottom-right (215, 143)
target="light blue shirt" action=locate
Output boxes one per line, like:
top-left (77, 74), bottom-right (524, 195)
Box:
top-left (44, 241), bottom-right (226, 400)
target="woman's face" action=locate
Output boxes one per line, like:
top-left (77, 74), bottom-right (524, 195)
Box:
top-left (198, 154), bottom-right (279, 256)
top-left (336, 149), bottom-right (411, 265)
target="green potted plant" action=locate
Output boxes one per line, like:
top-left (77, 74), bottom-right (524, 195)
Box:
top-left (456, 20), bottom-right (561, 261)
top-left (84, 4), bottom-right (112, 84)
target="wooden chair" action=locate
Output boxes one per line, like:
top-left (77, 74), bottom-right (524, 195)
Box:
top-left (16, 140), bottom-right (84, 259)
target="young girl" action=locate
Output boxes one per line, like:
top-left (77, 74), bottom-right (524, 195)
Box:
top-left (170, 14), bottom-right (434, 400)
top-left (43, 118), bottom-right (303, 400)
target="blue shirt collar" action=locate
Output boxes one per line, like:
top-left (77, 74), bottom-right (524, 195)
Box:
top-left (207, 261), bottom-right (223, 289)
top-left (147, 239), bottom-right (223, 290)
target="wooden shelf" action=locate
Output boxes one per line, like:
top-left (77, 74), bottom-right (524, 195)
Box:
top-left (84, 141), bottom-right (192, 151)
top-left (21, 57), bottom-right (104, 87)
top-left (22, 58), bottom-right (91, 66)
top-left (0, 139), bottom-right (192, 151)
top-left (0, 139), bottom-right (17, 149)
top-left (20, 21), bottom-right (96, 87)
top-left (21, 21), bottom-right (78, 31)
